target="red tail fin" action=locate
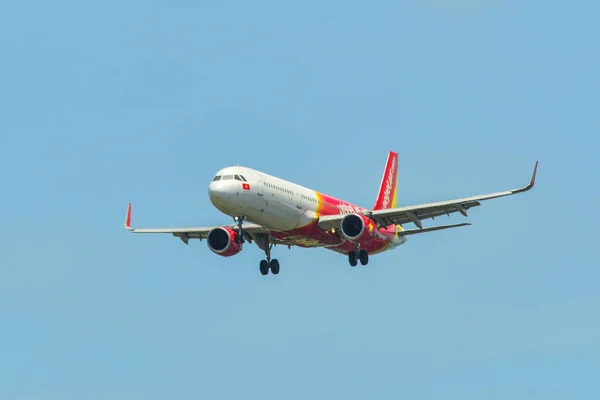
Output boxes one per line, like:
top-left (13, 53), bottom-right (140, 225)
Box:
top-left (373, 151), bottom-right (399, 210)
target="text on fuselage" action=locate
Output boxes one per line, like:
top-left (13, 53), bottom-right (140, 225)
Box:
top-left (336, 204), bottom-right (368, 214)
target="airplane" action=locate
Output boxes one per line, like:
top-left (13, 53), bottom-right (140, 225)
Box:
top-left (125, 151), bottom-right (538, 276)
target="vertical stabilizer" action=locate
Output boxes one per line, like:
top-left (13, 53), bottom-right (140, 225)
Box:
top-left (373, 151), bottom-right (399, 210)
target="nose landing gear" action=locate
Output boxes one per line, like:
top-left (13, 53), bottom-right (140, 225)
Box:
top-left (233, 216), bottom-right (246, 244)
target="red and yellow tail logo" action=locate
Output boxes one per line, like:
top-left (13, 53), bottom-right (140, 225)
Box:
top-left (373, 151), bottom-right (398, 210)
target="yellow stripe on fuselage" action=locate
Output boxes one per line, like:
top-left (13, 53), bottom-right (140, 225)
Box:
top-left (391, 179), bottom-right (398, 209)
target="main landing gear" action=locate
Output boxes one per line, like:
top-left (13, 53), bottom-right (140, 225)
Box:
top-left (260, 259), bottom-right (279, 275)
top-left (348, 249), bottom-right (369, 267)
top-left (259, 235), bottom-right (280, 276)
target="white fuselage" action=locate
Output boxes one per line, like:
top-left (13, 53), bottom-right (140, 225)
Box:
top-left (208, 166), bottom-right (320, 232)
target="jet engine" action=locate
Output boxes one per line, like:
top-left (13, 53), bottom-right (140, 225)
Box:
top-left (207, 227), bottom-right (243, 257)
top-left (340, 213), bottom-right (377, 243)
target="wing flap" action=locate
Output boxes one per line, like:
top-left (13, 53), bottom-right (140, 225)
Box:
top-left (371, 200), bottom-right (482, 226)
top-left (397, 222), bottom-right (471, 236)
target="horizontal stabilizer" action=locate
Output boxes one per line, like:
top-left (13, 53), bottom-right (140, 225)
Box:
top-left (397, 223), bottom-right (471, 236)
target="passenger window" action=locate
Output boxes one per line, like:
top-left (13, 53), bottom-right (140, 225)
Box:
top-left (213, 176), bottom-right (221, 181)
top-left (223, 175), bottom-right (233, 180)
top-left (234, 175), bottom-right (242, 181)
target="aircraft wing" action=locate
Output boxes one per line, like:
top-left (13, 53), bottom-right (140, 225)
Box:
top-left (123, 204), bottom-right (287, 246)
top-left (318, 161), bottom-right (538, 231)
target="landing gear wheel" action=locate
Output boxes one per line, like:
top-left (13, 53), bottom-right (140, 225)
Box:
top-left (348, 251), bottom-right (358, 267)
top-left (359, 250), bottom-right (369, 266)
top-left (259, 260), bottom-right (269, 275)
top-left (258, 234), bottom-right (278, 276)
top-left (270, 259), bottom-right (280, 275)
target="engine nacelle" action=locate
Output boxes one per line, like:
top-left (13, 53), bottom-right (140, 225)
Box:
top-left (207, 227), bottom-right (243, 257)
top-left (340, 213), bottom-right (377, 243)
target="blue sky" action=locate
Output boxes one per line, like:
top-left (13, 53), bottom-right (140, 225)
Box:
top-left (1, 0), bottom-right (599, 398)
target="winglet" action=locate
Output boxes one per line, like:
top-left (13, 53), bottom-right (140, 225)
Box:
top-left (511, 160), bottom-right (538, 194)
top-left (124, 203), bottom-right (133, 231)
top-left (529, 160), bottom-right (538, 188)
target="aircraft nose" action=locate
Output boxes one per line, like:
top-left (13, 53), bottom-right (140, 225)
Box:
top-left (209, 180), bottom-right (233, 204)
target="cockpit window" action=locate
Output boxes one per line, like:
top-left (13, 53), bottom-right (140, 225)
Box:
top-left (215, 174), bottom-right (246, 182)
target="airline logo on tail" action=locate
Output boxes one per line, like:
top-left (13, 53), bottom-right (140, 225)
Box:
top-left (382, 159), bottom-right (396, 208)
top-left (374, 151), bottom-right (399, 210)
